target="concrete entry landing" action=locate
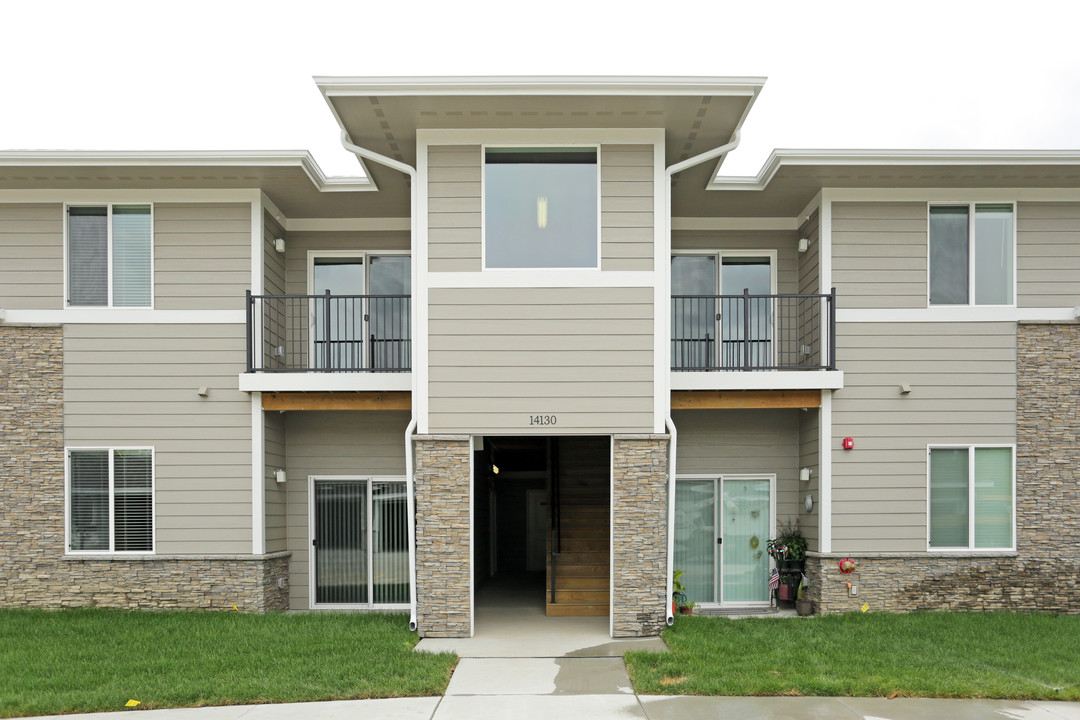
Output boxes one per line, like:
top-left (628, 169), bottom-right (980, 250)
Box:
top-left (415, 573), bottom-right (667, 658)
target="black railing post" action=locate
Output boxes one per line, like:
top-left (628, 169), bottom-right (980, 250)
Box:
top-left (742, 288), bottom-right (751, 371)
top-left (322, 289), bottom-right (332, 371)
top-left (245, 290), bottom-right (253, 372)
top-left (828, 288), bottom-right (837, 371)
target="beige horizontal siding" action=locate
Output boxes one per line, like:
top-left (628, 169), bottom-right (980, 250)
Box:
top-left (0, 203), bottom-right (63, 309)
top-left (673, 409), bottom-right (801, 526)
top-left (285, 410), bottom-right (410, 610)
top-left (799, 210), bottom-right (820, 295)
top-left (672, 229), bottom-right (800, 293)
top-left (832, 202), bottom-right (927, 309)
top-left (1017, 202), bottom-right (1080, 308)
top-left (831, 321), bottom-right (1016, 552)
top-left (427, 286), bottom-right (653, 434)
top-left (799, 406), bottom-right (820, 548)
top-left (428, 145), bottom-right (481, 273)
top-left (64, 323), bottom-right (251, 554)
top-left (153, 203), bottom-right (250, 311)
top-left (265, 409), bottom-right (287, 554)
top-left (600, 144), bottom-right (654, 272)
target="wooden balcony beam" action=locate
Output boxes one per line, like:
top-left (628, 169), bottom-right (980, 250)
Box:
top-left (262, 391), bottom-right (411, 412)
top-left (671, 389), bottom-right (821, 410)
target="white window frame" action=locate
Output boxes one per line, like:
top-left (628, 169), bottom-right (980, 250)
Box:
top-left (480, 143), bottom-right (603, 272)
top-left (674, 473), bottom-right (777, 607)
top-left (926, 444), bottom-right (1017, 553)
top-left (926, 202), bottom-right (1017, 308)
top-left (64, 446), bottom-right (156, 555)
top-left (307, 474), bottom-right (411, 610)
top-left (63, 203), bottom-right (155, 309)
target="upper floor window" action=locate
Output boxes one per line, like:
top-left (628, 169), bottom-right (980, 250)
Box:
top-left (484, 147), bottom-right (598, 269)
top-left (67, 204), bottom-right (153, 307)
top-left (929, 446), bottom-right (1014, 551)
top-left (928, 204), bottom-right (1014, 306)
top-left (67, 447), bottom-right (154, 553)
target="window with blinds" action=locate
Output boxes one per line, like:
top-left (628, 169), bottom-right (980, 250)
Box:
top-left (68, 204), bottom-right (152, 307)
top-left (312, 477), bottom-right (409, 606)
top-left (68, 448), bottom-right (153, 553)
top-left (929, 446), bottom-right (1014, 550)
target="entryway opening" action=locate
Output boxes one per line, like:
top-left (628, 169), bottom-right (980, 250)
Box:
top-left (474, 436), bottom-right (610, 619)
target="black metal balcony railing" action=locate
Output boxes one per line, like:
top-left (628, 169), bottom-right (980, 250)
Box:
top-left (671, 289), bottom-right (836, 371)
top-left (246, 292), bottom-right (411, 373)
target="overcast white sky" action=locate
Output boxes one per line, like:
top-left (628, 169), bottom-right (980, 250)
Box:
top-left (3, 0), bottom-right (1080, 178)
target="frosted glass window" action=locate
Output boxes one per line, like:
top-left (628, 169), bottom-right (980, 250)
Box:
top-left (68, 204), bottom-right (152, 307)
top-left (485, 148), bottom-right (597, 268)
top-left (69, 448), bottom-right (153, 553)
top-left (930, 447), bottom-right (1013, 550)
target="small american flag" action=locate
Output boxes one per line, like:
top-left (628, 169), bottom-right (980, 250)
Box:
top-left (769, 568), bottom-right (780, 591)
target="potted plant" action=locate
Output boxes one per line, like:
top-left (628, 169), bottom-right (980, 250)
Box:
top-left (672, 569), bottom-right (688, 615)
top-left (770, 519), bottom-right (807, 574)
top-left (678, 599), bottom-right (696, 615)
top-left (795, 576), bottom-right (813, 616)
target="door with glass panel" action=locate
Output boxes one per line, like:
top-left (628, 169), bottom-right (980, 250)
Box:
top-left (671, 254), bottom-right (774, 370)
top-left (310, 254), bottom-right (411, 371)
top-left (310, 477), bottom-right (410, 607)
top-left (674, 476), bottom-right (774, 605)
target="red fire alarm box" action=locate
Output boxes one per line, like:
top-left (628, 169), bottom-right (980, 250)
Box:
top-left (842, 437), bottom-right (855, 450)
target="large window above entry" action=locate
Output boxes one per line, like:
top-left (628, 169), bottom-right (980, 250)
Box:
top-left (67, 204), bottom-right (153, 307)
top-left (929, 203), bottom-right (1014, 306)
top-left (484, 147), bottom-right (598, 269)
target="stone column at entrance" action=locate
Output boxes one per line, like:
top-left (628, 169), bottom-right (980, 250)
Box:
top-left (413, 435), bottom-right (473, 637)
top-left (611, 434), bottom-right (670, 637)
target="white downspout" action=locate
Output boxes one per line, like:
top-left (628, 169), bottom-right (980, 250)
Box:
top-left (664, 415), bottom-right (678, 626)
top-left (663, 130), bottom-right (741, 626)
top-left (404, 417), bottom-right (418, 631)
top-left (339, 131), bottom-right (420, 631)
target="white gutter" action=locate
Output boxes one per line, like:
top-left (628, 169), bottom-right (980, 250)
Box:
top-left (404, 417), bottom-right (419, 631)
top-left (663, 130), bottom-right (741, 626)
top-left (339, 131), bottom-right (420, 632)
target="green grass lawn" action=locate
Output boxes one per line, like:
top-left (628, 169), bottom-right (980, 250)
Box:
top-left (0, 608), bottom-right (456, 718)
top-left (626, 612), bottom-right (1080, 700)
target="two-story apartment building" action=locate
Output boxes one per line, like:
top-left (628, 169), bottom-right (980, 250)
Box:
top-left (1, 77), bottom-right (1077, 637)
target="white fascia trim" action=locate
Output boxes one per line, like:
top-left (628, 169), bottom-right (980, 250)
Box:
top-left (0, 152), bottom-right (373, 194)
top-left (819, 390), bottom-right (832, 553)
top-left (838, 307), bottom-right (1080, 323)
top-left (285, 218), bottom-right (411, 232)
top-left (710, 151), bottom-right (1080, 193)
top-left (417, 128), bottom-right (663, 146)
top-left (316, 75), bottom-right (765, 97)
top-left (251, 392), bottom-right (265, 555)
top-left (2, 310), bottom-right (245, 324)
top-left (672, 217), bottom-right (799, 231)
top-left (237, 373), bottom-right (412, 393)
top-left (670, 371), bottom-right (844, 391)
top-left (426, 270), bottom-right (656, 289)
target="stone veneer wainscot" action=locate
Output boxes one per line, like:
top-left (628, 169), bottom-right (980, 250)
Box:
top-left (805, 322), bottom-right (1080, 614)
top-left (0, 324), bottom-right (289, 612)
